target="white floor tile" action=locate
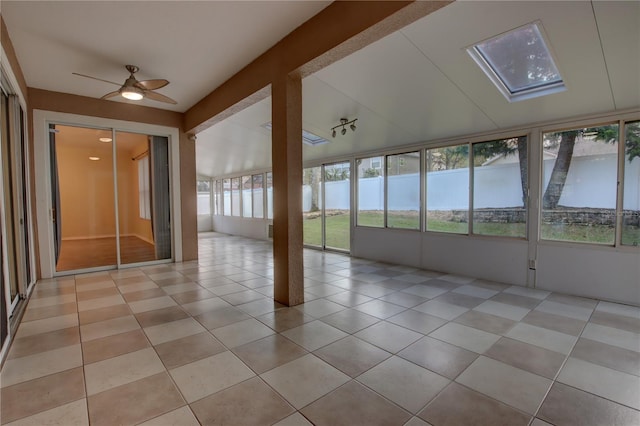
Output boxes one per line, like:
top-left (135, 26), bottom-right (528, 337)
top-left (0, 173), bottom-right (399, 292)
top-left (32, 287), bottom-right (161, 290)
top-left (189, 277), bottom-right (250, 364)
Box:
top-left (535, 300), bottom-right (593, 321)
top-left (503, 286), bottom-right (550, 300)
top-left (4, 398), bottom-right (88, 426)
top-left (16, 314), bottom-right (78, 338)
top-left (212, 318), bottom-right (275, 348)
top-left (429, 322), bottom-right (500, 353)
top-left (143, 317), bottom-right (206, 345)
top-left (453, 285), bottom-right (499, 299)
top-left (0, 345), bottom-right (83, 387)
top-left (506, 322), bottom-right (577, 355)
top-left (80, 315), bottom-right (140, 342)
top-left (581, 323), bottom-right (640, 352)
top-left (281, 320), bottom-right (347, 351)
top-left (474, 300), bottom-right (530, 321)
top-left (355, 322), bottom-right (422, 353)
top-left (413, 300), bottom-right (468, 320)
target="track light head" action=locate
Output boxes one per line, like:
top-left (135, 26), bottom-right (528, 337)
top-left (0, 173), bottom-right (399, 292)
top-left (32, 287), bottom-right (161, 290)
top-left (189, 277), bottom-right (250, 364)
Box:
top-left (350, 123), bottom-right (356, 131)
top-left (330, 117), bottom-right (358, 137)
top-left (341, 127), bottom-right (347, 136)
top-left (332, 129), bottom-right (336, 138)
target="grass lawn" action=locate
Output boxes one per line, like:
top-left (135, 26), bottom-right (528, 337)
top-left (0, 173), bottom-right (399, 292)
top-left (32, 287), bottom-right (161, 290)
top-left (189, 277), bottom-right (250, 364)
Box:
top-left (303, 211), bottom-right (640, 247)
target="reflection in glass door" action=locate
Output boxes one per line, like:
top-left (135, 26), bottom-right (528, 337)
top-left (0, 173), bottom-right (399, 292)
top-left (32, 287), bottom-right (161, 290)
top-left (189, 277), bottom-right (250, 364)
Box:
top-left (53, 126), bottom-right (172, 272)
top-left (302, 162), bottom-right (351, 252)
top-left (53, 125), bottom-right (117, 271)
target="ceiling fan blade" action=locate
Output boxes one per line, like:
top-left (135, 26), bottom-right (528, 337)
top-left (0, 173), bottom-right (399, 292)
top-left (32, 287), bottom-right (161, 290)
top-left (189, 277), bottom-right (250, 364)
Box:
top-left (144, 90), bottom-right (177, 104)
top-left (136, 79), bottom-right (169, 90)
top-left (101, 91), bottom-right (120, 100)
top-left (73, 72), bottom-right (121, 87)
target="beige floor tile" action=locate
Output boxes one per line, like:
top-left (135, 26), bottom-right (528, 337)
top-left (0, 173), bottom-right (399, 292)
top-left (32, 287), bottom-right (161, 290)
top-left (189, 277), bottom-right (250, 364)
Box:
top-left (453, 284), bottom-right (499, 299)
top-left (236, 298), bottom-right (285, 316)
top-left (325, 291), bottom-right (374, 308)
top-left (581, 323), bottom-right (640, 352)
top-left (191, 376), bottom-right (294, 425)
top-left (84, 347), bottom-right (165, 395)
top-left (419, 382), bottom-right (530, 426)
top-left (232, 334), bottom-right (308, 374)
top-left (170, 288), bottom-right (216, 304)
top-left (16, 313), bottom-right (78, 338)
top-left (596, 301), bottom-right (640, 319)
top-left (273, 412), bottom-right (314, 426)
top-left (138, 406), bottom-right (199, 426)
top-left (82, 329), bottom-right (150, 364)
top-left (320, 308), bottom-right (380, 334)
top-left (413, 300), bottom-right (468, 321)
top-left (195, 306), bottom-right (251, 330)
top-left (169, 351), bottom-right (255, 403)
top-left (535, 300), bottom-right (593, 321)
top-left (538, 382), bottom-right (640, 426)
top-left (261, 354), bottom-right (350, 409)
top-left (143, 317), bottom-right (206, 345)
top-left (454, 310), bottom-right (516, 335)
top-left (26, 294), bottom-right (77, 309)
top-left (257, 308), bottom-right (314, 332)
top-left (1, 344), bottom-right (83, 388)
top-left (429, 322), bottom-right (500, 353)
top-left (212, 318), bottom-right (275, 348)
top-left (117, 281), bottom-right (159, 294)
top-left (123, 288), bottom-right (167, 302)
top-left (282, 320), bottom-right (348, 351)
top-left (155, 332), bottom-right (226, 369)
top-left (473, 300), bottom-right (530, 321)
top-left (403, 417), bottom-right (432, 426)
top-left (357, 356), bottom-right (449, 413)
top-left (398, 336), bottom-right (478, 379)
top-left (557, 357), bottom-right (640, 409)
top-left (79, 315), bottom-right (140, 342)
top-left (76, 287), bottom-right (119, 301)
top-left (503, 286), bottom-right (550, 300)
top-left (128, 296), bottom-right (178, 314)
top-left (590, 310), bottom-right (640, 333)
top-left (402, 284), bottom-right (449, 299)
top-left (161, 282), bottom-right (202, 295)
top-left (388, 310), bottom-right (447, 335)
top-left (1, 367), bottom-right (85, 424)
top-left (355, 321), bottom-right (422, 353)
top-left (134, 306), bottom-right (189, 328)
top-left (87, 373), bottom-right (184, 426)
top-left (485, 337), bottom-right (566, 379)
top-left (505, 323), bottom-right (577, 355)
top-left (456, 356), bottom-right (551, 414)
top-left (77, 294), bottom-right (125, 312)
top-left (181, 297), bottom-right (232, 316)
top-left (4, 398), bottom-right (88, 426)
top-left (353, 300), bottom-right (407, 319)
top-left (490, 292), bottom-right (542, 310)
top-left (378, 291), bottom-right (427, 308)
top-left (78, 304), bottom-right (132, 325)
top-left (294, 299), bottom-right (346, 318)
top-left (571, 337), bottom-right (640, 376)
top-left (8, 327), bottom-right (80, 359)
top-left (433, 292), bottom-right (485, 309)
top-left (314, 336), bottom-right (391, 377)
top-left (520, 310), bottom-right (586, 336)
top-left (302, 380), bottom-right (411, 426)
top-left (21, 302), bottom-right (78, 322)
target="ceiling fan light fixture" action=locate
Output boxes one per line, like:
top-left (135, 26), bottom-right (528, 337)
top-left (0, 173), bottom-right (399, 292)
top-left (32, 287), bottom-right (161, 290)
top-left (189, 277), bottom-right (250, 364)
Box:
top-left (120, 86), bottom-right (144, 100)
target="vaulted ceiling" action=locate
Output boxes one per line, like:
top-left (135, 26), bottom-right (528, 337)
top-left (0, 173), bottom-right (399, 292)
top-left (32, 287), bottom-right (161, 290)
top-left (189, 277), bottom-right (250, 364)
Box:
top-left (2, 1), bottom-right (639, 179)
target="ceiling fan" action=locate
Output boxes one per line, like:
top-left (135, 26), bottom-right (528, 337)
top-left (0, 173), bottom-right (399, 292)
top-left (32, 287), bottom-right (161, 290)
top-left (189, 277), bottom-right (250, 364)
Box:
top-left (73, 65), bottom-right (177, 104)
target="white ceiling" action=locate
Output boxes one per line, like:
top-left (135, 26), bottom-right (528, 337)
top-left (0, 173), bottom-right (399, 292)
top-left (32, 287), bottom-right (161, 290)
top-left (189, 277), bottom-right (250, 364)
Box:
top-left (196, 0), bottom-right (639, 178)
top-left (2, 1), bottom-right (639, 179)
top-left (1, 1), bottom-right (331, 111)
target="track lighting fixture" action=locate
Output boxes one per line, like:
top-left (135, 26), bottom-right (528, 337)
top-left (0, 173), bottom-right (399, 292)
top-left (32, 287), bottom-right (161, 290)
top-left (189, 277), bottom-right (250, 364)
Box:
top-left (331, 118), bottom-right (358, 138)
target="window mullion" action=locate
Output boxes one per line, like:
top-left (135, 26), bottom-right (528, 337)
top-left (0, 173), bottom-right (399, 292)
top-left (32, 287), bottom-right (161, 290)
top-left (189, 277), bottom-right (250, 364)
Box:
top-left (615, 120), bottom-right (626, 247)
top-left (468, 142), bottom-right (474, 235)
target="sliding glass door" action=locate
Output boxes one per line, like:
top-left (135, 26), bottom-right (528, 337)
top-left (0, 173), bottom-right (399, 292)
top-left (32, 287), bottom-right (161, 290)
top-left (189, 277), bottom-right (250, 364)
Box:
top-left (51, 125), bottom-right (172, 273)
top-left (302, 161), bottom-right (351, 252)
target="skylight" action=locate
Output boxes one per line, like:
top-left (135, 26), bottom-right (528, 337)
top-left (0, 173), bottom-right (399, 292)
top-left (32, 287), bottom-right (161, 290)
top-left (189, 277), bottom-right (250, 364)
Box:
top-left (468, 22), bottom-right (565, 102)
top-left (262, 122), bottom-right (330, 146)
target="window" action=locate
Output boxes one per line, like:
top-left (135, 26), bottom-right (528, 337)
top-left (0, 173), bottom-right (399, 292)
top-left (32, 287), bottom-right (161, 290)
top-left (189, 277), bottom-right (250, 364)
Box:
top-left (357, 156), bottom-right (384, 227)
top-left (231, 177), bottom-right (241, 217)
top-left (266, 172), bottom-right (273, 219)
top-left (213, 180), bottom-right (222, 215)
top-left (426, 145), bottom-right (468, 234)
top-left (468, 22), bottom-right (565, 102)
top-left (196, 179), bottom-right (211, 215)
top-left (387, 152), bottom-right (420, 229)
top-left (242, 175), bottom-right (252, 217)
top-left (223, 178), bottom-right (231, 216)
top-left (622, 121), bottom-right (640, 246)
top-left (138, 155), bottom-right (151, 219)
top-left (541, 124), bottom-right (619, 244)
top-left (472, 137), bottom-right (527, 237)
top-left (252, 174), bottom-right (264, 218)
top-left (303, 166), bottom-right (322, 246)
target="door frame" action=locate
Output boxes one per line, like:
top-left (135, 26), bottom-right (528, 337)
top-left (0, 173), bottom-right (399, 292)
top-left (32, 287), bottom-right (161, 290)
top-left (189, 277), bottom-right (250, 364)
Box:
top-left (33, 110), bottom-right (183, 278)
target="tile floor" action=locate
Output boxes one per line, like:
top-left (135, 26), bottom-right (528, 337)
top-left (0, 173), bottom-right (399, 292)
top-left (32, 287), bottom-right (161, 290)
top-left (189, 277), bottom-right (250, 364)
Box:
top-left (1, 233), bottom-right (639, 425)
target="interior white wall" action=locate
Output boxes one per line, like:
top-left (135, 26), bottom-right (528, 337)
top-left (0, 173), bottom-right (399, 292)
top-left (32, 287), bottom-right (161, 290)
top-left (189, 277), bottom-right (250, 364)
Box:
top-left (197, 215), bottom-right (213, 232)
top-left (537, 244), bottom-right (640, 305)
top-left (212, 216), bottom-right (270, 241)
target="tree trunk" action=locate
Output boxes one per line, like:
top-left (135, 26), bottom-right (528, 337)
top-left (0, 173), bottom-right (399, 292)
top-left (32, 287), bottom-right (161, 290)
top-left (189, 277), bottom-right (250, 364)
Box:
top-left (310, 167), bottom-right (320, 212)
top-left (517, 136), bottom-right (528, 206)
top-left (543, 131), bottom-right (578, 209)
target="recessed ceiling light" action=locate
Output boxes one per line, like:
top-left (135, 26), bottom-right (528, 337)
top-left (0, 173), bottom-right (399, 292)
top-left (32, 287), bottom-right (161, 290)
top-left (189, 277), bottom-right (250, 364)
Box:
top-left (99, 137), bottom-right (112, 143)
top-left (89, 156), bottom-right (100, 161)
